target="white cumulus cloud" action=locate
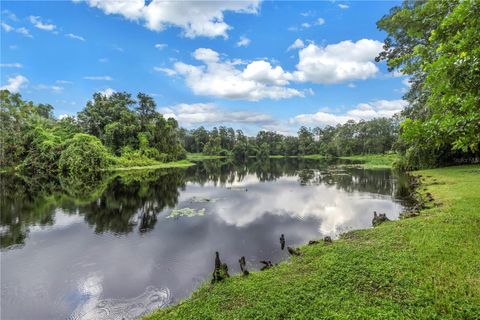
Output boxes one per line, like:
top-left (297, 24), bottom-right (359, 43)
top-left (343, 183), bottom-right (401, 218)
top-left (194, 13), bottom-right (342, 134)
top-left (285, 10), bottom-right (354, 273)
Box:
top-left (1, 75), bottom-right (28, 93)
top-left (287, 38), bottom-right (305, 51)
top-left (1, 22), bottom-right (14, 32)
top-left (316, 18), bottom-right (325, 25)
top-left (81, 0), bottom-right (260, 38)
top-left (236, 36), bottom-right (251, 47)
top-left (99, 88), bottom-right (116, 97)
top-left (338, 4), bottom-right (349, 9)
top-left (154, 67), bottom-right (177, 76)
top-left (172, 48), bottom-right (304, 101)
top-left (2, 22), bottom-right (33, 37)
top-left (154, 43), bottom-right (167, 49)
top-left (29, 16), bottom-right (56, 31)
top-left (290, 99), bottom-right (407, 127)
top-left (159, 39), bottom-right (383, 101)
top-left (294, 39), bottom-right (383, 84)
top-left (160, 103), bottom-right (274, 126)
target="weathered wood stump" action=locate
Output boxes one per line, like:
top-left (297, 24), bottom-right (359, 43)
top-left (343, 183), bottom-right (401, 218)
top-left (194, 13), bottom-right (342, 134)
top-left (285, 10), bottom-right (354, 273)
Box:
top-left (239, 256), bottom-right (249, 276)
top-left (280, 234), bottom-right (285, 250)
top-left (372, 211), bottom-right (389, 227)
top-left (211, 251), bottom-right (230, 283)
top-left (287, 246), bottom-right (301, 256)
top-left (260, 260), bottom-right (273, 271)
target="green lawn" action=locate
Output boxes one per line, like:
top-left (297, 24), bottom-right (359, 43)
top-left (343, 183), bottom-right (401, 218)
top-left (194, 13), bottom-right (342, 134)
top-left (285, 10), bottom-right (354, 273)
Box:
top-left (187, 153), bottom-right (227, 161)
top-left (107, 159), bottom-right (194, 171)
top-left (145, 165), bottom-right (480, 319)
top-left (339, 153), bottom-right (399, 169)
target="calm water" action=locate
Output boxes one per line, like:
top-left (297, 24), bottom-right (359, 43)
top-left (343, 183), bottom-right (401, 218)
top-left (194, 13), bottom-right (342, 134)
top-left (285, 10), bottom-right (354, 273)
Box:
top-left (0, 159), bottom-right (413, 320)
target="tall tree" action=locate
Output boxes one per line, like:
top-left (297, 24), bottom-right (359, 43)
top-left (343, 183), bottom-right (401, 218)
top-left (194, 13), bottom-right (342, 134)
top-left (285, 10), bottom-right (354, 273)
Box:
top-left (377, 0), bottom-right (480, 168)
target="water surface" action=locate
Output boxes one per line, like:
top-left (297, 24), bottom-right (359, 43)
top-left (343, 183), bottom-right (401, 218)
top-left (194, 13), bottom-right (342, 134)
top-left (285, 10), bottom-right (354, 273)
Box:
top-left (0, 158), bottom-right (413, 319)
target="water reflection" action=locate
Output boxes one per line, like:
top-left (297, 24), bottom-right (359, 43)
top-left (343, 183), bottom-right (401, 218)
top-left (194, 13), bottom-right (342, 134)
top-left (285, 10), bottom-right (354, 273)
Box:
top-left (1, 158), bottom-right (413, 319)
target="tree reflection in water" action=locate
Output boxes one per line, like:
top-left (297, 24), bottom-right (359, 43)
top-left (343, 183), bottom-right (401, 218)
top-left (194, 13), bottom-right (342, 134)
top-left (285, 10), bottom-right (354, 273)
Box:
top-left (0, 158), bottom-right (413, 249)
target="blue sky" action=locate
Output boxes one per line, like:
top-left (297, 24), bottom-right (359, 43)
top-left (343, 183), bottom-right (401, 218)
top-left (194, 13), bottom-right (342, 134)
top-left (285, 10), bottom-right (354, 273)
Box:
top-left (1, 0), bottom-right (409, 135)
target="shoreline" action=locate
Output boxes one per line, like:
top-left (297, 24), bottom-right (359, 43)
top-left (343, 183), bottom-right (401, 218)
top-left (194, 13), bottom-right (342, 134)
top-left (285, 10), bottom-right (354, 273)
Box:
top-left (144, 164), bottom-right (480, 319)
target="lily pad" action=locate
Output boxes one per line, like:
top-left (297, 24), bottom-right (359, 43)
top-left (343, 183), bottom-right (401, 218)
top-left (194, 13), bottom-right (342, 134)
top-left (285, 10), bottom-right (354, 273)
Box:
top-left (166, 207), bottom-right (206, 219)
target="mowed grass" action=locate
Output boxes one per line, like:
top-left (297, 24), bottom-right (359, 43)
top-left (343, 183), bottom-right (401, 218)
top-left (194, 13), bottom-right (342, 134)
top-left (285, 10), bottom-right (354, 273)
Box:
top-left (107, 159), bottom-right (194, 171)
top-left (145, 165), bottom-right (480, 320)
top-left (187, 153), bottom-right (227, 161)
top-left (339, 153), bottom-right (399, 169)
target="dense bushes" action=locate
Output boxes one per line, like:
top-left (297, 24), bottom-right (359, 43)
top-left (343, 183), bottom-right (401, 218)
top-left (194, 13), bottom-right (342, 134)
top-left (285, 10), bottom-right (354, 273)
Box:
top-left (1, 90), bottom-right (188, 176)
top-left (59, 134), bottom-right (110, 176)
top-left (20, 126), bottom-right (63, 175)
top-left (377, 0), bottom-right (480, 169)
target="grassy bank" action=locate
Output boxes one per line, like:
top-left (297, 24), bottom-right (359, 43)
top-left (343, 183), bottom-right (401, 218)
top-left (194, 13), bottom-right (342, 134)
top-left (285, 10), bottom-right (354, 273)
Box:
top-left (268, 154), bottom-right (327, 159)
top-left (339, 153), bottom-right (398, 169)
top-left (187, 153), bottom-right (227, 161)
top-left (107, 159), bottom-right (194, 171)
top-left (145, 165), bottom-right (480, 319)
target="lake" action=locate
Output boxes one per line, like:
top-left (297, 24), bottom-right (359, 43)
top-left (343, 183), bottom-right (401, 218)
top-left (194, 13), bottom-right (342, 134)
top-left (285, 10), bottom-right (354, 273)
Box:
top-left (0, 158), bottom-right (413, 320)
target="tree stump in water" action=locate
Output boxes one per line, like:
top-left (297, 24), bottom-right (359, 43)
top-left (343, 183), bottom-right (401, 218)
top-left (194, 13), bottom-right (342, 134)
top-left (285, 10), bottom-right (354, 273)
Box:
top-left (287, 246), bottom-right (301, 256)
top-left (280, 234), bottom-right (285, 250)
top-left (211, 251), bottom-right (230, 283)
top-left (260, 260), bottom-right (273, 271)
top-left (239, 256), bottom-right (249, 276)
top-left (372, 211), bottom-right (389, 227)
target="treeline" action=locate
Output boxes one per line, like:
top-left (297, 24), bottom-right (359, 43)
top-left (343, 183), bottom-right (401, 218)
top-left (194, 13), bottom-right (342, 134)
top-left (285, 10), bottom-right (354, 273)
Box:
top-left (1, 88), bottom-right (401, 177)
top-left (376, 0), bottom-right (480, 169)
top-left (181, 117), bottom-right (399, 159)
top-left (4, 0), bottom-right (479, 178)
top-left (0, 90), bottom-right (186, 177)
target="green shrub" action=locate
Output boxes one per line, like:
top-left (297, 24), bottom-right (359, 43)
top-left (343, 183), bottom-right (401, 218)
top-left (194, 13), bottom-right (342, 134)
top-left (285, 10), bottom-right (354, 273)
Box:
top-left (111, 146), bottom-right (159, 167)
top-left (20, 126), bottom-right (63, 175)
top-left (59, 133), bottom-right (110, 176)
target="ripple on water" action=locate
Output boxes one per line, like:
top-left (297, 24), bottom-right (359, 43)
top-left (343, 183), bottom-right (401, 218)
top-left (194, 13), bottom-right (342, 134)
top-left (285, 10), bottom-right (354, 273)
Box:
top-left (68, 286), bottom-right (171, 320)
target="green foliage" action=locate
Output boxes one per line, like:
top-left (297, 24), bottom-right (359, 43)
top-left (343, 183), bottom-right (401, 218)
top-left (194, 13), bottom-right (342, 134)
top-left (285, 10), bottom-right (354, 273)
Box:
top-left (77, 91), bottom-right (186, 161)
top-left (20, 125), bottom-right (63, 175)
top-left (59, 133), bottom-right (110, 176)
top-left (1, 89), bottom-right (189, 175)
top-left (377, 0), bottom-right (480, 169)
top-left (339, 153), bottom-right (399, 169)
top-left (183, 119), bottom-right (398, 160)
top-left (256, 142), bottom-right (270, 159)
top-left (203, 136), bottom-right (222, 155)
top-left (1, 90), bottom-right (57, 168)
top-left (112, 146), bottom-right (161, 168)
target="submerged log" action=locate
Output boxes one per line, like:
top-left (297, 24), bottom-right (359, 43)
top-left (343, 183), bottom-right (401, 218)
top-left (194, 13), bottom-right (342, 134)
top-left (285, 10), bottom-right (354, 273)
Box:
top-left (280, 234), bottom-right (285, 250)
top-left (211, 251), bottom-right (229, 283)
top-left (260, 260), bottom-right (273, 271)
top-left (239, 256), bottom-right (249, 276)
top-left (372, 211), bottom-right (389, 227)
top-left (287, 246), bottom-right (301, 256)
